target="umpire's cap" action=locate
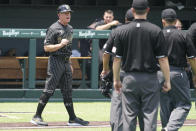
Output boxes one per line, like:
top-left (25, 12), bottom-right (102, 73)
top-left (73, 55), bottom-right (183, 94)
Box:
top-left (125, 9), bottom-right (134, 21)
top-left (57, 4), bottom-right (73, 13)
top-left (132, 0), bottom-right (149, 10)
top-left (161, 8), bottom-right (177, 20)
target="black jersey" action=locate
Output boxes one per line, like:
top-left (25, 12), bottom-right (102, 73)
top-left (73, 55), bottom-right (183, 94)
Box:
top-left (163, 26), bottom-right (196, 67)
top-left (113, 19), bottom-right (167, 73)
top-left (95, 20), bottom-right (119, 30)
top-left (188, 22), bottom-right (196, 48)
top-left (103, 29), bottom-right (116, 54)
top-left (103, 25), bottom-right (122, 54)
top-left (95, 20), bottom-right (120, 49)
top-left (44, 21), bottom-right (73, 58)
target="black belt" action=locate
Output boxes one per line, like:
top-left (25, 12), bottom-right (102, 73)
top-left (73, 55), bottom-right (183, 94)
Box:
top-left (50, 55), bottom-right (69, 62)
top-left (170, 65), bottom-right (185, 70)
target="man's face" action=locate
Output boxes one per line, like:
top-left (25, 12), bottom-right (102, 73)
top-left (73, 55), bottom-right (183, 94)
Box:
top-left (175, 20), bottom-right (182, 30)
top-left (58, 12), bottom-right (71, 24)
top-left (103, 12), bottom-right (114, 24)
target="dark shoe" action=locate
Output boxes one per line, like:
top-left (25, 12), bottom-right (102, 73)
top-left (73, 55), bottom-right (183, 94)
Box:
top-left (68, 117), bottom-right (89, 126)
top-left (161, 127), bottom-right (168, 131)
top-left (30, 115), bottom-right (48, 126)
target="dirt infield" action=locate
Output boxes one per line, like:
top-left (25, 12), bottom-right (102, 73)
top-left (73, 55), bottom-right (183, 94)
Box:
top-left (0, 120), bottom-right (196, 130)
top-left (0, 121), bottom-right (110, 130)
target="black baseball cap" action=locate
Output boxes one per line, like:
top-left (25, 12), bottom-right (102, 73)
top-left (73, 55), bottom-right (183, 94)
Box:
top-left (125, 9), bottom-right (134, 21)
top-left (132, 0), bottom-right (149, 10)
top-left (57, 4), bottom-right (73, 13)
top-left (161, 8), bottom-right (177, 20)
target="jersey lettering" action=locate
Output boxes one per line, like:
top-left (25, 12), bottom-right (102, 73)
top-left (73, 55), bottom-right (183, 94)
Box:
top-left (136, 23), bottom-right (141, 28)
top-left (112, 46), bottom-right (117, 53)
top-left (103, 44), bottom-right (107, 49)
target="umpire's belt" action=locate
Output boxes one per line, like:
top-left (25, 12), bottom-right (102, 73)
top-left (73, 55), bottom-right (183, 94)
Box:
top-left (170, 65), bottom-right (185, 71)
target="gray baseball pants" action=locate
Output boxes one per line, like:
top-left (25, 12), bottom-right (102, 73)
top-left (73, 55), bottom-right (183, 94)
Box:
top-left (110, 71), bottom-right (144, 131)
top-left (121, 72), bottom-right (160, 131)
top-left (158, 66), bottom-right (191, 131)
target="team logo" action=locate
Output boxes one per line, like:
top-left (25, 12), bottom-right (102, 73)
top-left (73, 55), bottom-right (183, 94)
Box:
top-left (57, 30), bottom-right (65, 43)
top-left (57, 36), bottom-right (62, 43)
top-left (112, 47), bottom-right (117, 53)
top-left (59, 30), bottom-right (64, 35)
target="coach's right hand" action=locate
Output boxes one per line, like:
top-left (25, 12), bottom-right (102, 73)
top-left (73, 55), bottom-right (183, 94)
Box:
top-left (61, 39), bottom-right (69, 46)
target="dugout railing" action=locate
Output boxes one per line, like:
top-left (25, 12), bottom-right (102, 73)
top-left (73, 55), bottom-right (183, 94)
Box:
top-left (0, 28), bottom-right (111, 89)
top-left (0, 28), bottom-right (195, 101)
top-left (0, 28), bottom-right (112, 100)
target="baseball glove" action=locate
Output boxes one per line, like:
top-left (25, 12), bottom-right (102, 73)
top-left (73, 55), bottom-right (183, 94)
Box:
top-left (100, 71), bottom-right (113, 98)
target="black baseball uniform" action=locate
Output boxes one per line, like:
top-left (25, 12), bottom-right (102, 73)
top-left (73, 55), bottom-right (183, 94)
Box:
top-left (103, 9), bottom-right (145, 130)
top-left (113, 19), bottom-right (167, 131)
top-left (103, 25), bottom-right (144, 131)
top-left (31, 4), bottom-right (89, 126)
top-left (34, 21), bottom-right (77, 122)
top-left (188, 22), bottom-right (196, 48)
top-left (44, 21), bottom-right (73, 96)
top-left (188, 22), bottom-right (196, 110)
top-left (95, 20), bottom-right (121, 75)
top-left (46, 20), bottom-right (74, 112)
top-left (158, 25), bottom-right (196, 131)
top-left (103, 26), bottom-right (123, 131)
top-left (95, 20), bottom-right (118, 49)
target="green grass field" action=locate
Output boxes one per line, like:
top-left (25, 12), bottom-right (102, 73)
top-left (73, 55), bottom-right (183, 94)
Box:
top-left (0, 102), bottom-right (196, 131)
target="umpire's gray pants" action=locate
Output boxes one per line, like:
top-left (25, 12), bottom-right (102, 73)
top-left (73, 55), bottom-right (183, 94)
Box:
top-left (122, 72), bottom-right (160, 131)
top-left (110, 70), bottom-right (125, 131)
top-left (158, 66), bottom-right (191, 131)
top-left (110, 90), bottom-right (123, 131)
top-left (110, 71), bottom-right (144, 131)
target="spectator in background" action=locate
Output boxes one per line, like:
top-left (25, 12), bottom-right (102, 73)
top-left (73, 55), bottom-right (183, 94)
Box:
top-left (95, 10), bottom-right (120, 49)
top-left (95, 10), bottom-right (120, 75)
top-left (5, 48), bottom-right (16, 56)
top-left (78, 38), bottom-right (92, 81)
top-left (77, 20), bottom-right (99, 81)
top-left (175, 19), bottom-right (182, 30)
top-left (95, 10), bottom-right (119, 30)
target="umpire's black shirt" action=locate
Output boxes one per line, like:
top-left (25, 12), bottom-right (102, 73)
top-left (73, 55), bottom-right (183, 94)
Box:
top-left (163, 25), bottom-right (196, 67)
top-left (188, 22), bottom-right (196, 48)
top-left (103, 24), bottom-right (124, 54)
top-left (114, 19), bottom-right (167, 73)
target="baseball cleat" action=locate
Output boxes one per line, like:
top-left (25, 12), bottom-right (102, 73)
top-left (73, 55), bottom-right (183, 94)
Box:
top-left (67, 117), bottom-right (89, 126)
top-left (30, 115), bottom-right (48, 126)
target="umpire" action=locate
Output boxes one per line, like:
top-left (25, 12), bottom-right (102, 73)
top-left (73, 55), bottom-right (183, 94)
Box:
top-left (159, 8), bottom-right (196, 131)
top-left (31, 4), bottom-right (89, 126)
top-left (112, 0), bottom-right (171, 131)
top-left (101, 9), bottom-right (134, 131)
top-left (188, 20), bottom-right (196, 110)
